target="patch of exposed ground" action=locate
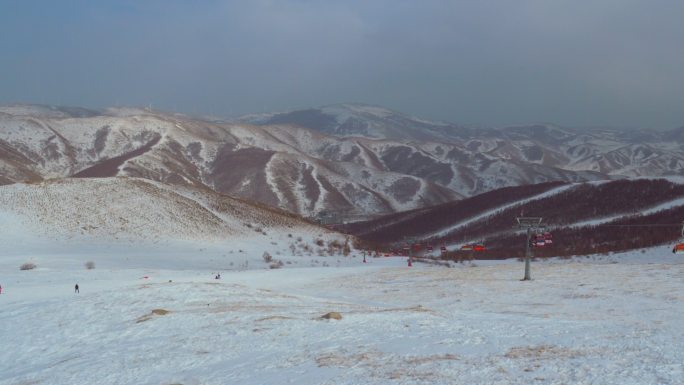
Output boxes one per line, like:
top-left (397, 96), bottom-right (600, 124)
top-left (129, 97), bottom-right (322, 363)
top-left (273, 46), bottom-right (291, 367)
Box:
top-left (73, 135), bottom-right (161, 178)
top-left (504, 344), bottom-right (585, 360)
top-left (136, 308), bottom-right (171, 323)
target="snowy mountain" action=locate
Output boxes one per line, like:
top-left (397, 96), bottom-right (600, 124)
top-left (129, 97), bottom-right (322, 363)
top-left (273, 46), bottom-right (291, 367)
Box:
top-left (243, 104), bottom-right (684, 178)
top-left (241, 103), bottom-right (477, 141)
top-left (0, 105), bottom-right (463, 218)
top-left (1, 103), bottom-right (683, 219)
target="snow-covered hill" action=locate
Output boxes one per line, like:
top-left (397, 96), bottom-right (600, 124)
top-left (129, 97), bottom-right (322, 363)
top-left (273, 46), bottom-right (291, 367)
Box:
top-left (0, 177), bottom-right (354, 264)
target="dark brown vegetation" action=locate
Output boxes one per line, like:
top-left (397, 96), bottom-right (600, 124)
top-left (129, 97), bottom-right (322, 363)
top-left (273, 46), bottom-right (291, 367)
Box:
top-left (346, 179), bottom-right (684, 259)
top-left (476, 204), bottom-right (684, 259)
top-left (341, 181), bottom-right (566, 243)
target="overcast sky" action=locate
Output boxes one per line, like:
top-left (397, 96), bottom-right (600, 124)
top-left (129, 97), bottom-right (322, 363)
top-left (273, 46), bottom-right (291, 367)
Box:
top-left (1, 0), bottom-right (683, 129)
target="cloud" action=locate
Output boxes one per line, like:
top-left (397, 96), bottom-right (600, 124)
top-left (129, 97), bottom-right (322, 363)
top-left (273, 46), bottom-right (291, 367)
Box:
top-left (1, 0), bottom-right (683, 128)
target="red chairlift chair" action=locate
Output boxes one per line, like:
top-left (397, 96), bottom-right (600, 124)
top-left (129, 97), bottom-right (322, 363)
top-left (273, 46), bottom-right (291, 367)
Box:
top-left (673, 224), bottom-right (684, 254)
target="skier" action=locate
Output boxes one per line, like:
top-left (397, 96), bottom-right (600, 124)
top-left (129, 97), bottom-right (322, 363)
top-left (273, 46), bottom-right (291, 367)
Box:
top-left (74, 283), bottom-right (79, 293)
top-left (0, 284), bottom-right (3, 294)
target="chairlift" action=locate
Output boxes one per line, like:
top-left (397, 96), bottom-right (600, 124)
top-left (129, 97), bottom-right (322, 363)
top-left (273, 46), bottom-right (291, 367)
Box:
top-left (672, 223), bottom-right (684, 254)
top-left (528, 232), bottom-right (547, 247)
top-left (471, 239), bottom-right (486, 251)
top-left (533, 234), bottom-right (546, 247)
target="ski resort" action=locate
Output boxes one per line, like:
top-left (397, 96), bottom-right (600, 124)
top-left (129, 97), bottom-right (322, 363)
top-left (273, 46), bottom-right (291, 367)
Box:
top-left (1, 175), bottom-right (683, 384)
top-left (2, 1), bottom-right (684, 384)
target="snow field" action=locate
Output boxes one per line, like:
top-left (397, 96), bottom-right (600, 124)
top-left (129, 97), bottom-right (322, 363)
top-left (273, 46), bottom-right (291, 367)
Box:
top-left (1, 249), bottom-right (683, 385)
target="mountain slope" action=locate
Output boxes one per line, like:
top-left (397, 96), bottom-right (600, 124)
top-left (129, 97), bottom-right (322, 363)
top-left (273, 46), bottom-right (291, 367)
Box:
top-left (0, 177), bottom-right (334, 246)
top-left (343, 178), bottom-right (684, 258)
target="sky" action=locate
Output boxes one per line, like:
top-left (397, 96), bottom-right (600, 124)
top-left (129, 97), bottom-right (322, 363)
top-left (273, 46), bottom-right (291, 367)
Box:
top-left (1, 0), bottom-right (684, 129)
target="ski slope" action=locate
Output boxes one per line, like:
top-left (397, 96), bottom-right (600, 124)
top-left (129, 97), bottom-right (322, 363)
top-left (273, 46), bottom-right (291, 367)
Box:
top-left (1, 248), bottom-right (683, 385)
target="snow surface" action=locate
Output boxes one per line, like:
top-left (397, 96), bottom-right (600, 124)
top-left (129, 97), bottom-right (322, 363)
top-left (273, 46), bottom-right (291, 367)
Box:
top-left (1, 246), bottom-right (683, 385)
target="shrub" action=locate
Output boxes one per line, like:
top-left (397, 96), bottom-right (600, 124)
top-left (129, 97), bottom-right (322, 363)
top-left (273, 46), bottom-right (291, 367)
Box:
top-left (328, 239), bottom-right (343, 249)
top-left (20, 262), bottom-right (37, 271)
top-left (343, 239), bottom-right (351, 256)
top-left (262, 252), bottom-right (273, 263)
top-left (85, 261), bottom-right (95, 270)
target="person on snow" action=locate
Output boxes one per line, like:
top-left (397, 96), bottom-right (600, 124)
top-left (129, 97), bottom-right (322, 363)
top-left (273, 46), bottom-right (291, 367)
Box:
top-left (74, 283), bottom-right (79, 293)
top-left (0, 284), bottom-right (3, 294)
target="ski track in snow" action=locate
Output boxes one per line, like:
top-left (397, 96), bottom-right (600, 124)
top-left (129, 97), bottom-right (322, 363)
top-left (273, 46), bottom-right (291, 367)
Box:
top-left (570, 196), bottom-right (684, 228)
top-left (1, 248), bottom-right (683, 385)
top-left (428, 184), bottom-right (580, 241)
top-left (310, 165), bottom-right (327, 215)
top-left (264, 153), bottom-right (288, 211)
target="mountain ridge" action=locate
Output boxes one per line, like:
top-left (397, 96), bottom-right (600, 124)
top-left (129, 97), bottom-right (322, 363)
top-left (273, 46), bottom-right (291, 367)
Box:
top-left (2, 103), bottom-right (683, 218)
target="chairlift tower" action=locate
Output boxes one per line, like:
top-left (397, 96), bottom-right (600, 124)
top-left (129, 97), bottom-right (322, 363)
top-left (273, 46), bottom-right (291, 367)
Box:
top-left (516, 217), bottom-right (544, 281)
